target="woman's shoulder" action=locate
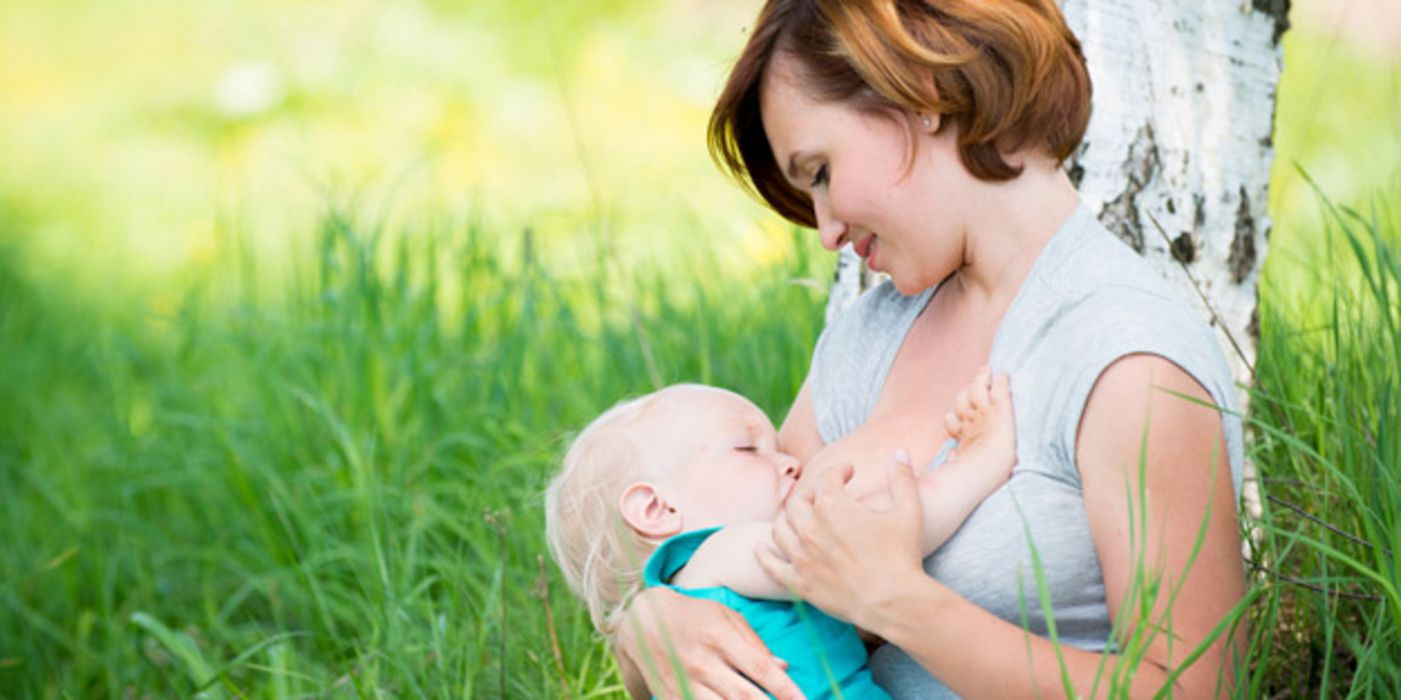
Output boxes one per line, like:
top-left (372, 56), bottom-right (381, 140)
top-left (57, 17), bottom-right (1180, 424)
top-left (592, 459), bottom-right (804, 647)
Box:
top-left (1015, 209), bottom-right (1213, 345)
top-left (1001, 214), bottom-right (1244, 486)
top-left (1015, 238), bottom-right (1231, 406)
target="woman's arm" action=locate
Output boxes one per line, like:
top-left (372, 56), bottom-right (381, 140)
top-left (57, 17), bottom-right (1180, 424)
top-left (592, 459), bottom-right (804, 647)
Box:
top-left (1074, 354), bottom-right (1247, 695)
top-left (612, 586), bottom-right (804, 700)
top-left (760, 355), bottom-right (1246, 697)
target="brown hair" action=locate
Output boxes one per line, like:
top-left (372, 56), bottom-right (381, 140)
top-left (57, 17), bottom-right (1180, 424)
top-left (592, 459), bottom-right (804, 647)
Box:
top-left (709, 0), bottom-right (1091, 227)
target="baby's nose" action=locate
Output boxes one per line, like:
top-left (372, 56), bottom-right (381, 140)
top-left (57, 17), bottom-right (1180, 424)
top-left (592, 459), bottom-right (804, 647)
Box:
top-left (781, 457), bottom-right (801, 478)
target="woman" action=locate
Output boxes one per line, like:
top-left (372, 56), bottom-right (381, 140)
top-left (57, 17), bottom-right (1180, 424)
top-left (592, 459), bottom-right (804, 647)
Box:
top-left (614, 0), bottom-right (1247, 697)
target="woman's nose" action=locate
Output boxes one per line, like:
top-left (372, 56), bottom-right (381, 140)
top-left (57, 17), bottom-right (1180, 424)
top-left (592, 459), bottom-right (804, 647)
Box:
top-left (813, 194), bottom-right (847, 251)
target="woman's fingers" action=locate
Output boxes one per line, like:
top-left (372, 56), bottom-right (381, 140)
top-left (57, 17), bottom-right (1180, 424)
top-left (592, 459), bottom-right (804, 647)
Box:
top-left (757, 542), bottom-right (799, 591)
top-left (679, 669), bottom-right (760, 700)
top-left (772, 510), bottom-right (801, 560)
top-left (785, 476), bottom-right (818, 529)
top-left (814, 462), bottom-right (855, 502)
top-left (620, 588), bottom-right (800, 699)
top-left (762, 455), bottom-right (929, 629)
top-left (724, 635), bottom-right (805, 700)
top-left (684, 607), bottom-right (801, 700)
top-left (886, 452), bottom-right (921, 512)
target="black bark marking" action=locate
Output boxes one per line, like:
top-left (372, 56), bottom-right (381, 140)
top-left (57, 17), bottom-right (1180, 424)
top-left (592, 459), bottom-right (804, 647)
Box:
top-left (1251, 0), bottom-right (1292, 45)
top-left (1099, 123), bottom-right (1160, 253)
top-left (1169, 195), bottom-right (1205, 265)
top-left (1067, 161), bottom-right (1084, 188)
top-left (1229, 186), bottom-right (1259, 284)
top-left (1171, 232), bottom-right (1197, 264)
top-left (1066, 142), bottom-right (1089, 188)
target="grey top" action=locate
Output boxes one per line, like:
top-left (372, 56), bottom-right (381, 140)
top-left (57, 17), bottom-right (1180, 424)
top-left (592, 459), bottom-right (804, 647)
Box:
top-left (809, 203), bottom-right (1244, 698)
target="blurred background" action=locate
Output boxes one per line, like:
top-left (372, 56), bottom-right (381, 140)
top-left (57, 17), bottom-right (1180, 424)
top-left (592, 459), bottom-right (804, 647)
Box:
top-left (1, 0), bottom-right (1398, 696)
top-left (0, 0), bottom-right (1397, 298)
top-left (0, 0), bottom-right (791, 303)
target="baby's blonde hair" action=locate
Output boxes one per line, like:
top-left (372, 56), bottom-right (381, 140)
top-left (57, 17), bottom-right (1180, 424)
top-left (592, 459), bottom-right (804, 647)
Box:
top-left (544, 392), bottom-right (662, 636)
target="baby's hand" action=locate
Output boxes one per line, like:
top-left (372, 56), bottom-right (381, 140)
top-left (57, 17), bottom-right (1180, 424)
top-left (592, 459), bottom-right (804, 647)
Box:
top-left (942, 368), bottom-right (1016, 479)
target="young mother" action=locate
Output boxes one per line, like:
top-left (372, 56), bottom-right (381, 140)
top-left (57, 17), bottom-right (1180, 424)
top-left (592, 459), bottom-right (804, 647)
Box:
top-left (615, 0), bottom-right (1247, 696)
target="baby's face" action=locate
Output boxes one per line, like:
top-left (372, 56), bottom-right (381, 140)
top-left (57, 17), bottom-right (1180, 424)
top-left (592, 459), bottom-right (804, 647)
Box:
top-left (633, 386), bottom-right (802, 530)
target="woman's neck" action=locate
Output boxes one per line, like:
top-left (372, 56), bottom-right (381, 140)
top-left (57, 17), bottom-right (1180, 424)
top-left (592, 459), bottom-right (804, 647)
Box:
top-left (950, 161), bottom-right (1081, 308)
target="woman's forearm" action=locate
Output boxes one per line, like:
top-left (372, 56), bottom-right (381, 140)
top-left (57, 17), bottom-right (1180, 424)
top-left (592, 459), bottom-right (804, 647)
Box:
top-left (613, 646), bottom-right (650, 700)
top-left (866, 573), bottom-right (1226, 698)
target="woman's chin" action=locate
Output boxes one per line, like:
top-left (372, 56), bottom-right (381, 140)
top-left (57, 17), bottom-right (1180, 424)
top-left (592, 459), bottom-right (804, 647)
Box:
top-left (888, 274), bottom-right (924, 296)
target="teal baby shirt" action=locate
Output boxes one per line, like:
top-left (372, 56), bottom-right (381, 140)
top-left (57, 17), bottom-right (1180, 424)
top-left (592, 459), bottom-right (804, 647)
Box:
top-left (643, 527), bottom-right (891, 700)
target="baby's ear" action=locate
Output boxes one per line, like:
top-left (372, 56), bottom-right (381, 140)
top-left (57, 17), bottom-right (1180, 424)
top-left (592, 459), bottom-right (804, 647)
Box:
top-left (619, 482), bottom-right (683, 539)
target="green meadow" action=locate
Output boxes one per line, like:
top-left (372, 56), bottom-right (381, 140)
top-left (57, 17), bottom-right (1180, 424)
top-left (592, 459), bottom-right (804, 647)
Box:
top-left (1, 1), bottom-right (1398, 697)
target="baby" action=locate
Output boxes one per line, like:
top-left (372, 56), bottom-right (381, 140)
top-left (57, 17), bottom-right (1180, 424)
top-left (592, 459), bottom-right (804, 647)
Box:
top-left (545, 370), bottom-right (1016, 699)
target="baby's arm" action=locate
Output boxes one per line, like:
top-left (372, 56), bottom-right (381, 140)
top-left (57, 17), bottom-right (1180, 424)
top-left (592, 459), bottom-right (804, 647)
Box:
top-left (669, 522), bottom-right (790, 600)
top-left (856, 371), bottom-right (1016, 553)
top-left (671, 371), bottom-right (1015, 601)
top-left (914, 370), bottom-right (1016, 552)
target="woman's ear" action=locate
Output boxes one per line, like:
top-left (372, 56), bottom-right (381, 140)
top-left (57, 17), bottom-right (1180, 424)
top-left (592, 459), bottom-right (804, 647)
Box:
top-left (916, 111), bottom-right (941, 133)
top-left (619, 482), bottom-right (684, 539)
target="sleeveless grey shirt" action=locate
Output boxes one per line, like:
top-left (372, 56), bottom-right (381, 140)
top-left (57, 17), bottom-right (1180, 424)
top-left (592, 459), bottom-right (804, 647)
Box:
top-left (808, 203), bottom-right (1244, 698)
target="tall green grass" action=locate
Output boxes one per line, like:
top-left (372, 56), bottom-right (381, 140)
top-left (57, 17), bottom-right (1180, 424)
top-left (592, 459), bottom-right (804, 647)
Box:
top-left (0, 207), bottom-right (827, 697)
top-left (2, 183), bottom-right (1398, 697)
top-left (1246, 186), bottom-right (1401, 697)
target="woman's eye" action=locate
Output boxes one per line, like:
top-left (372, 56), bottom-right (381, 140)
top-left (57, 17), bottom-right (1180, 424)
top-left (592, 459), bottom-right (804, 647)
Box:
top-left (810, 164), bottom-right (828, 188)
top-left (735, 445), bottom-right (757, 453)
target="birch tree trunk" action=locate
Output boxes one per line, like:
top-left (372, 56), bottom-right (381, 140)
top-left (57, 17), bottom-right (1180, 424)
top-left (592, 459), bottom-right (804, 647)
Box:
top-left (825, 0), bottom-right (1290, 517)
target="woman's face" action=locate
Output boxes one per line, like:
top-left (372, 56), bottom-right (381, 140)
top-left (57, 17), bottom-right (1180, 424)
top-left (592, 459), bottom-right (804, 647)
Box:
top-left (759, 53), bottom-right (975, 295)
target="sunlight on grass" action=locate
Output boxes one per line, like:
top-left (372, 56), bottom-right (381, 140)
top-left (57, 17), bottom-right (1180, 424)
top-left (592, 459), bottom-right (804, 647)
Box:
top-left (1266, 17), bottom-right (1401, 303)
top-left (2, 0), bottom-right (1400, 696)
top-left (0, 0), bottom-right (784, 298)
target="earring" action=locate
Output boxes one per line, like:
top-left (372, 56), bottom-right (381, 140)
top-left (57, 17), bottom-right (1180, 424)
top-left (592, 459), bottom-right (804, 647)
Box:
top-left (921, 114), bottom-right (933, 129)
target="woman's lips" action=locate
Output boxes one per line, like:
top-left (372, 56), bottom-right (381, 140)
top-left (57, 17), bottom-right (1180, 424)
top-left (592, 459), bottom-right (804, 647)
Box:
top-left (855, 235), bottom-right (874, 259)
top-left (855, 235), bottom-right (880, 270)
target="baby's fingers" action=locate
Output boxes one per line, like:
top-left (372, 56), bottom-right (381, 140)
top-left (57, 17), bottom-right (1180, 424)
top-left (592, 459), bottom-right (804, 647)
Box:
top-left (944, 408), bottom-right (963, 439)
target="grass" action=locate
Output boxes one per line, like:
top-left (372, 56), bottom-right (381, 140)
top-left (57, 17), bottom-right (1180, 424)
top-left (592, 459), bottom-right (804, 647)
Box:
top-left (1, 1), bottom-right (1399, 697)
top-left (0, 203), bottom-right (830, 697)
top-left (3, 179), bottom-right (1399, 697)
top-left (1244, 186), bottom-right (1401, 696)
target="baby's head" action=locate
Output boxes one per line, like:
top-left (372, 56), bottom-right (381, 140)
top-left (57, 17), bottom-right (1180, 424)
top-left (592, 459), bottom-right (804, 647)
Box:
top-left (545, 383), bottom-right (802, 633)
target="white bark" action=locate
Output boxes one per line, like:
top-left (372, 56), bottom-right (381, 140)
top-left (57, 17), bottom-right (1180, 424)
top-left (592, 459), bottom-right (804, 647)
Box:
top-left (1062, 0), bottom-right (1285, 383)
top-left (825, 0), bottom-right (1289, 517)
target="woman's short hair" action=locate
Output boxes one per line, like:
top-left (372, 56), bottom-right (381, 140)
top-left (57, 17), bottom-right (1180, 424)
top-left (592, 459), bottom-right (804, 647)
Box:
top-left (709, 0), bottom-right (1092, 227)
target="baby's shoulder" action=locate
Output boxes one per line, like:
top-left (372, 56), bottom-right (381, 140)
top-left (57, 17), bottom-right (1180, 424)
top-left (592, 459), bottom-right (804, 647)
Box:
top-left (668, 523), bottom-right (772, 589)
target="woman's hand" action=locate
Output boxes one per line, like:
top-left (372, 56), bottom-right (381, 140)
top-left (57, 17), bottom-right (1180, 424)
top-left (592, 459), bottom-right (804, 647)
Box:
top-left (614, 586), bottom-right (805, 700)
top-left (757, 458), bottom-right (927, 632)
